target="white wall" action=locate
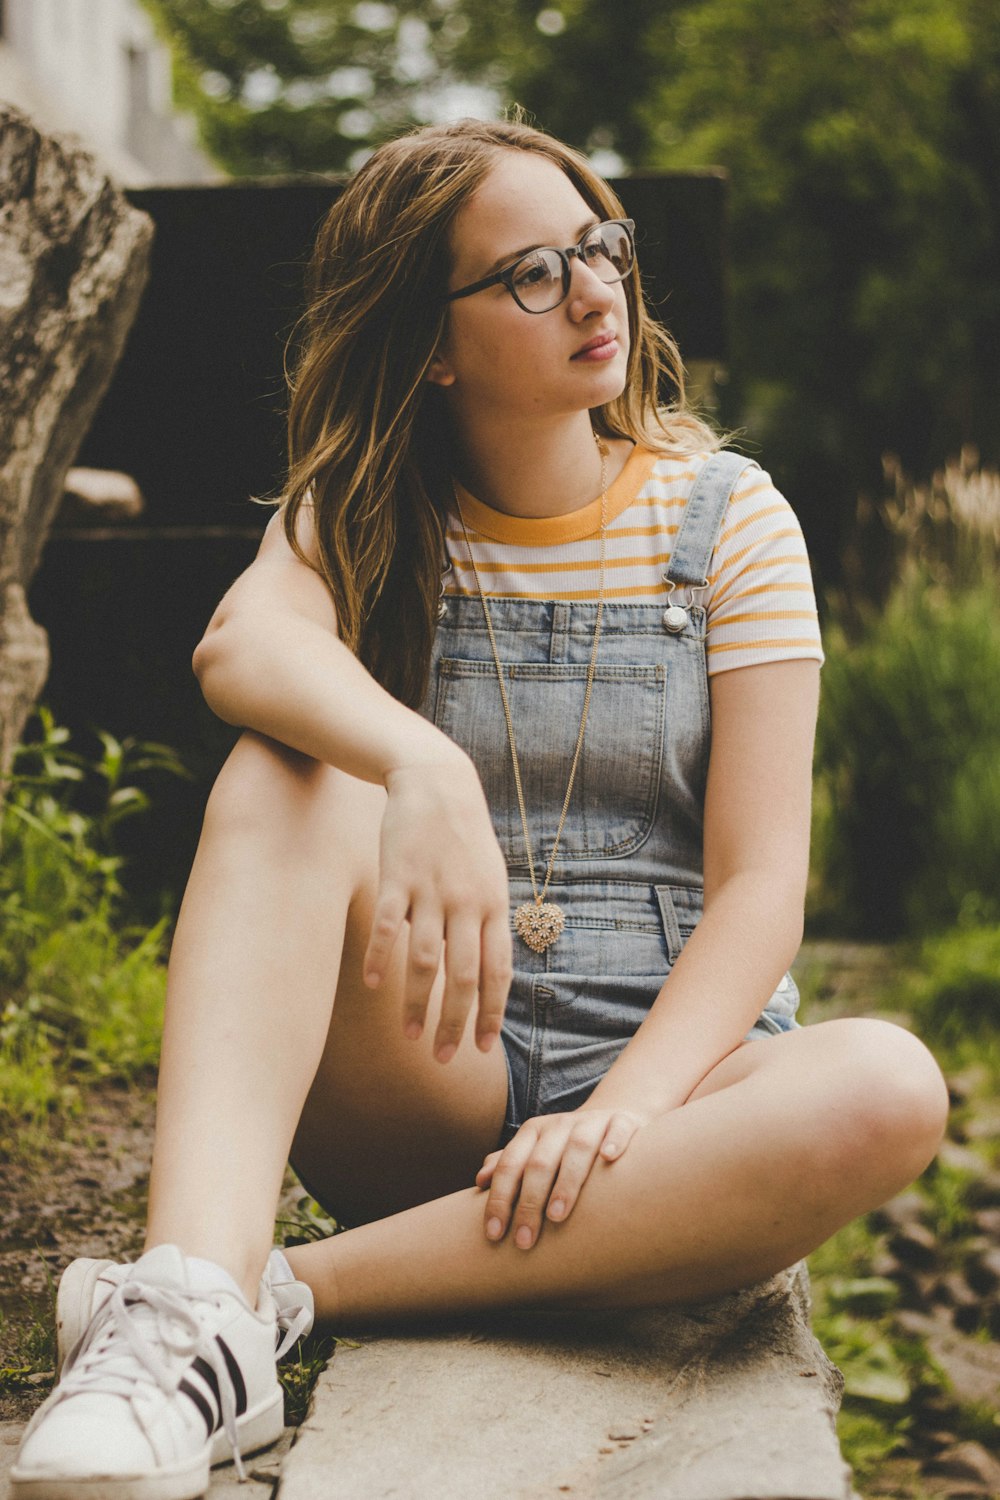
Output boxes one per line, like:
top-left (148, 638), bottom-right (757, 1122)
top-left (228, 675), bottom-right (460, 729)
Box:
top-left (0, 0), bottom-right (218, 184)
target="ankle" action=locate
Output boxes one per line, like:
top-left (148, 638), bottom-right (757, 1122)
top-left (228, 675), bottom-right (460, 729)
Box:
top-left (142, 1237), bottom-right (265, 1306)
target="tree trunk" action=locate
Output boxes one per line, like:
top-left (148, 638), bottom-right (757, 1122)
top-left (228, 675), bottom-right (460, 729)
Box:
top-left (0, 104), bottom-right (153, 806)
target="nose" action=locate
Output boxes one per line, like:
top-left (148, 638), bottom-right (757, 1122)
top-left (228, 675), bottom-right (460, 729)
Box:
top-left (565, 255), bottom-right (617, 319)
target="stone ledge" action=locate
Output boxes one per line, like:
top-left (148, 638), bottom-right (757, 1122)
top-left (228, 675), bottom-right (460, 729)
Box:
top-left (279, 1260), bottom-right (861, 1500)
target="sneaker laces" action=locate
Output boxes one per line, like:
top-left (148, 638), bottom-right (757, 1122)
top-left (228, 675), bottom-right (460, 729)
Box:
top-left (59, 1280), bottom-right (250, 1480)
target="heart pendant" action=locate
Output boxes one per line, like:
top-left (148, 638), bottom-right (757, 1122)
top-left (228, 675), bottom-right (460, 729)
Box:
top-left (514, 901), bottom-right (565, 953)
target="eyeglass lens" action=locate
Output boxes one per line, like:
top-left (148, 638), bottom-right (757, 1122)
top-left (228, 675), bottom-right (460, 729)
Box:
top-left (510, 222), bottom-right (633, 313)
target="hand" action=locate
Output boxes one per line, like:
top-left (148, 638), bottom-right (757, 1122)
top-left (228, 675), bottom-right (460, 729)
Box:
top-left (475, 1106), bottom-right (647, 1249)
top-left (362, 749), bottom-right (513, 1063)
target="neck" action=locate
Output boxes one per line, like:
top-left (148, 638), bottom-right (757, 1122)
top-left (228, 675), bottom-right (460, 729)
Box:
top-left (451, 413), bottom-right (611, 519)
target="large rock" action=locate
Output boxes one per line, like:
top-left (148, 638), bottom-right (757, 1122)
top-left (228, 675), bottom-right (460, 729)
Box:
top-left (282, 1261), bottom-right (860, 1500)
top-left (0, 104), bottom-right (152, 796)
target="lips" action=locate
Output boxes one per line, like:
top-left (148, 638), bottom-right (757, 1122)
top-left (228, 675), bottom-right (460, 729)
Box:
top-left (570, 331), bottom-right (618, 360)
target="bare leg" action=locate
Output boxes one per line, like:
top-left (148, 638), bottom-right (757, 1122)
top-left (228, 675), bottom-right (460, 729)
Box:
top-left (146, 731), bottom-right (948, 1323)
top-left (286, 1016), bottom-right (950, 1323)
top-left (145, 730), bottom-right (507, 1299)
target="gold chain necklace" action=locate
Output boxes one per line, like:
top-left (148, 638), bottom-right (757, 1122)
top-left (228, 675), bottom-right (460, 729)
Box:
top-left (454, 435), bottom-right (608, 953)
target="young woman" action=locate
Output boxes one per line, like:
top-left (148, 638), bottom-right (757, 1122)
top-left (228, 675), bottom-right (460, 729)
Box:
top-left (12, 116), bottom-right (949, 1500)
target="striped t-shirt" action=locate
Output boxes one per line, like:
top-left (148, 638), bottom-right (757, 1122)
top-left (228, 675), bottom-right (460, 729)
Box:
top-left (442, 445), bottom-right (824, 675)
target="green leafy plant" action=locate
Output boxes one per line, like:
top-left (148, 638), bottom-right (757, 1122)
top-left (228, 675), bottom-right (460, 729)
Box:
top-left (0, 710), bottom-right (188, 1140)
top-left (810, 453), bottom-right (1000, 937)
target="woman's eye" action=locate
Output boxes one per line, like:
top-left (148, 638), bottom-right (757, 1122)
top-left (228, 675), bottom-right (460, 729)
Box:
top-left (514, 256), bottom-right (555, 288)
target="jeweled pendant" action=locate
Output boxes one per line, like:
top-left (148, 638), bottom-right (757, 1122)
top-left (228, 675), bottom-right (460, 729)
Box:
top-left (514, 901), bottom-right (565, 953)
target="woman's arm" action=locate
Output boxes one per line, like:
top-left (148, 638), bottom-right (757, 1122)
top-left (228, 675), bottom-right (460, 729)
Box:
top-left (585, 657), bottom-right (820, 1114)
top-left (192, 506), bottom-right (513, 1058)
top-left (193, 506), bottom-right (455, 785)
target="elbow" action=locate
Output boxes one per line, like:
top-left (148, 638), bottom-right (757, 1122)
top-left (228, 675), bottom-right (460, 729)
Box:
top-left (191, 634), bottom-right (210, 686)
top-left (192, 624), bottom-right (220, 689)
top-left (192, 620), bottom-right (241, 721)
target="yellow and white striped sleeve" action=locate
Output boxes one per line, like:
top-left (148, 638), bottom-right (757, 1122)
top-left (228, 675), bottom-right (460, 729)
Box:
top-left (705, 469), bottom-right (824, 674)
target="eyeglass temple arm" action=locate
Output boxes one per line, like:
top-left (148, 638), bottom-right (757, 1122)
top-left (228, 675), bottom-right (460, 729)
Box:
top-left (443, 273), bottom-right (505, 304)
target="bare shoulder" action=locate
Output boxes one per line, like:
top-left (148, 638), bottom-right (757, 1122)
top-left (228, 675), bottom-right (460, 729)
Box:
top-left (203, 498), bottom-right (338, 638)
top-left (258, 497), bottom-right (322, 569)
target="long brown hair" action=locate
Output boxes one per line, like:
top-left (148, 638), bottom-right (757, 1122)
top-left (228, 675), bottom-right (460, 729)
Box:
top-left (281, 116), bottom-right (721, 709)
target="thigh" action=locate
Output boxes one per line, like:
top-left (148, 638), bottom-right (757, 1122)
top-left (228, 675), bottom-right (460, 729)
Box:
top-left (290, 774), bottom-right (509, 1227)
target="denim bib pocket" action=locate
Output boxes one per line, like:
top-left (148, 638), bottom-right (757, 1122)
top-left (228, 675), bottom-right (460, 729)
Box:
top-left (433, 658), bottom-right (666, 865)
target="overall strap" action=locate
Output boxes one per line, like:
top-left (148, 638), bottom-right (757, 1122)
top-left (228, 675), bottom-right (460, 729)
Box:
top-left (664, 450), bottom-right (760, 588)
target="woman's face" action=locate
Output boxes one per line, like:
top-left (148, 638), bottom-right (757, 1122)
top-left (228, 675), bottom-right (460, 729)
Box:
top-left (430, 150), bottom-right (631, 426)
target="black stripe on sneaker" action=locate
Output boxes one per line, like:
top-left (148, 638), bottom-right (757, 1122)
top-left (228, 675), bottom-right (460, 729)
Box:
top-left (191, 1356), bottom-right (223, 1425)
top-left (179, 1378), bottom-right (215, 1438)
top-left (216, 1335), bottom-right (248, 1416)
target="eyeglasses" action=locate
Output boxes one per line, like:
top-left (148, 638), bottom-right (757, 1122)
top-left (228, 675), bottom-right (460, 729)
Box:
top-left (443, 218), bottom-right (636, 315)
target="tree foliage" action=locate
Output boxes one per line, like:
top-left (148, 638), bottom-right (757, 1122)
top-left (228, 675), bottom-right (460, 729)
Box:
top-left (141, 0), bottom-right (503, 175)
top-left (634, 0), bottom-right (1000, 561)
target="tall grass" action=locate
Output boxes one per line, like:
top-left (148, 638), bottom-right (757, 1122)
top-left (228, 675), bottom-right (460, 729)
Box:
top-left (0, 710), bottom-right (187, 1141)
top-left (811, 450), bottom-right (1000, 937)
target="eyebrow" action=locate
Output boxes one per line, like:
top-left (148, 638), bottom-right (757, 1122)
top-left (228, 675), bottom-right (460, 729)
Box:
top-left (478, 216), bottom-right (602, 280)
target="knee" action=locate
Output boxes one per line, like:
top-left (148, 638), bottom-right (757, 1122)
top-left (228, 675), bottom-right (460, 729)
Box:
top-left (201, 731), bottom-right (375, 864)
top-left (827, 1018), bottom-right (950, 1178)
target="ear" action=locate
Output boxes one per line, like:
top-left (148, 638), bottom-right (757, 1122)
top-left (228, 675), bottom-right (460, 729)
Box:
top-left (425, 350), bottom-right (456, 388)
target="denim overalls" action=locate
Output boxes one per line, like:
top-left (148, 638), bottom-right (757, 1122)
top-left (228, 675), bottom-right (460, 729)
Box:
top-left (418, 451), bottom-right (802, 1145)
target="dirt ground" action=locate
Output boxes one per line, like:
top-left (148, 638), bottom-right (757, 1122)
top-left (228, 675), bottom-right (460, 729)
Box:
top-left (0, 1080), bottom-right (155, 1423)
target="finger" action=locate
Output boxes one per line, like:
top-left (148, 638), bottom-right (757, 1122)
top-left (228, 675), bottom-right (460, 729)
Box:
top-left (599, 1112), bottom-right (640, 1162)
top-left (400, 902), bottom-right (444, 1040)
top-left (362, 882), bottom-right (409, 989)
top-left (545, 1118), bottom-right (607, 1225)
top-left (511, 1129), bottom-right (573, 1250)
top-left (433, 910), bottom-right (481, 1063)
top-left (482, 1128), bottom-right (537, 1243)
top-left (475, 1150), bottom-right (502, 1188)
top-left (475, 909), bottom-right (513, 1052)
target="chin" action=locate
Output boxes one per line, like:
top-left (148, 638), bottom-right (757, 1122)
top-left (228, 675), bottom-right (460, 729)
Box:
top-left (587, 360), bottom-right (629, 405)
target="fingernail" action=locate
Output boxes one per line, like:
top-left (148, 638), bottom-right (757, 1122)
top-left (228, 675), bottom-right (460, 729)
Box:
top-left (405, 1020), bottom-right (422, 1040)
top-left (436, 1042), bottom-right (457, 1064)
top-left (365, 970), bottom-right (380, 987)
top-left (548, 1198), bottom-right (565, 1220)
top-left (486, 1217), bottom-right (503, 1240)
top-left (515, 1225), bottom-right (533, 1250)
top-left (604, 1141), bottom-right (620, 1158)
top-left (478, 1030), bottom-right (497, 1053)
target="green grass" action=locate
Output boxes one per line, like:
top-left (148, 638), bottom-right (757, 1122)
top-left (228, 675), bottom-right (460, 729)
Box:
top-left (0, 1263), bottom-right (58, 1409)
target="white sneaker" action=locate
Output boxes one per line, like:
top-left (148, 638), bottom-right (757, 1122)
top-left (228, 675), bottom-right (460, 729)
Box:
top-left (11, 1243), bottom-right (284, 1500)
top-left (56, 1248), bottom-right (314, 1374)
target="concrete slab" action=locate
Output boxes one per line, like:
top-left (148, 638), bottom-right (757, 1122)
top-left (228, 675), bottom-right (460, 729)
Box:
top-left (281, 1260), bottom-right (860, 1500)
